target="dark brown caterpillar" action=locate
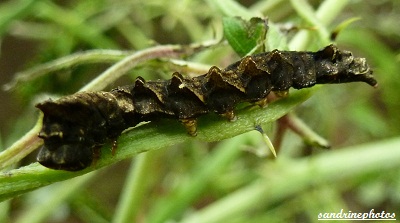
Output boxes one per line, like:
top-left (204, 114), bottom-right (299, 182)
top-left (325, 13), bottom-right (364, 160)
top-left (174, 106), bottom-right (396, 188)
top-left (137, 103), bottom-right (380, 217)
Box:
top-left (36, 45), bottom-right (377, 171)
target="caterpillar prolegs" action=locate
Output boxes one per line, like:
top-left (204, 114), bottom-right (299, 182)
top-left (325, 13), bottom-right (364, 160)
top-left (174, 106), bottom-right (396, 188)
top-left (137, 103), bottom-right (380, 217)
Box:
top-left (36, 44), bottom-right (377, 171)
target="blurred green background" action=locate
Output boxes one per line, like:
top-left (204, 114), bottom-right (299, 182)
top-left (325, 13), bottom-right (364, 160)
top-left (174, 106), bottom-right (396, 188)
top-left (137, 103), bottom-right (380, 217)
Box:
top-left (0, 0), bottom-right (399, 222)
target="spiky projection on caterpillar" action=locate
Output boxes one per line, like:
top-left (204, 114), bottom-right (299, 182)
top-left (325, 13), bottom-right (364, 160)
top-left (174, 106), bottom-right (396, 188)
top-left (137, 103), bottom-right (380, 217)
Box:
top-left (36, 45), bottom-right (377, 171)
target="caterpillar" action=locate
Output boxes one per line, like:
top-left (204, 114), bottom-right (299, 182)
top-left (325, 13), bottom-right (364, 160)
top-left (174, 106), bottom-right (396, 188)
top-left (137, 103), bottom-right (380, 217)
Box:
top-left (36, 44), bottom-right (377, 171)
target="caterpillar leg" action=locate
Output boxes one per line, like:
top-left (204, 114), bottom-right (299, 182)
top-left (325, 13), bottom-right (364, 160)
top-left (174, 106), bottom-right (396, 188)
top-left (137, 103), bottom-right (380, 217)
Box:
top-left (111, 139), bottom-right (118, 155)
top-left (254, 97), bottom-right (269, 108)
top-left (180, 118), bottom-right (198, 136)
top-left (273, 90), bottom-right (289, 98)
top-left (90, 145), bottom-right (102, 169)
top-left (221, 110), bottom-right (237, 121)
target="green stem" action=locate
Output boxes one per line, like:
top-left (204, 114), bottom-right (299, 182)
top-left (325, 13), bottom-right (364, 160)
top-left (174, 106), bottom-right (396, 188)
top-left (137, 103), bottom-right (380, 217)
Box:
top-left (80, 40), bottom-right (219, 92)
top-left (0, 113), bottom-right (43, 170)
top-left (3, 50), bottom-right (131, 91)
top-left (34, 1), bottom-right (118, 48)
top-left (289, 0), bottom-right (350, 50)
top-left (282, 112), bottom-right (330, 149)
top-left (14, 172), bottom-right (96, 223)
top-left (112, 152), bottom-right (155, 223)
top-left (290, 0), bottom-right (330, 44)
top-left (180, 137), bottom-right (400, 223)
top-left (146, 133), bottom-right (251, 223)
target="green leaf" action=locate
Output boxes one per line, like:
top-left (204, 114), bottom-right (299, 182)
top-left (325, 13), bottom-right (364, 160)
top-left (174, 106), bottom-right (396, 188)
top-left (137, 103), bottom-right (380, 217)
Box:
top-left (330, 17), bottom-right (361, 40)
top-left (223, 17), bottom-right (266, 56)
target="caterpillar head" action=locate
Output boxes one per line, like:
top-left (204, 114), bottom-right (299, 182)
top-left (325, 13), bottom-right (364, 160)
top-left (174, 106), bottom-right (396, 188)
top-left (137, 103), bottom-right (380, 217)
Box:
top-left (315, 45), bottom-right (377, 87)
top-left (36, 104), bottom-right (94, 171)
top-left (37, 141), bottom-right (94, 171)
top-left (35, 91), bottom-right (131, 171)
top-left (35, 95), bottom-right (108, 171)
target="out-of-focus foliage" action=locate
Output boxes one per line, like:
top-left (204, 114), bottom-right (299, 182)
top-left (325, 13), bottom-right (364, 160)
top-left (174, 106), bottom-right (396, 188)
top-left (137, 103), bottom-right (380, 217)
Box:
top-left (0, 0), bottom-right (398, 222)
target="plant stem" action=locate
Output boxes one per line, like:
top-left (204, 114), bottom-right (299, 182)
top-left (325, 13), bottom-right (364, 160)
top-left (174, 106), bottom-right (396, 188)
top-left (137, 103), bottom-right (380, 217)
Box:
top-left (14, 172), bottom-right (96, 223)
top-left (0, 113), bottom-right (43, 170)
top-left (3, 50), bottom-right (131, 91)
top-left (180, 137), bottom-right (400, 223)
top-left (289, 0), bottom-right (350, 50)
top-left (112, 152), bottom-right (155, 223)
top-left (80, 41), bottom-right (219, 92)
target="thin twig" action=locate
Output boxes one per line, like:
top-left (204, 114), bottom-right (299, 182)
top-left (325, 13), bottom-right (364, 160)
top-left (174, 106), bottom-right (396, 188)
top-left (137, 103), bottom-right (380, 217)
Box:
top-left (0, 113), bottom-right (43, 170)
top-left (3, 50), bottom-right (132, 91)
